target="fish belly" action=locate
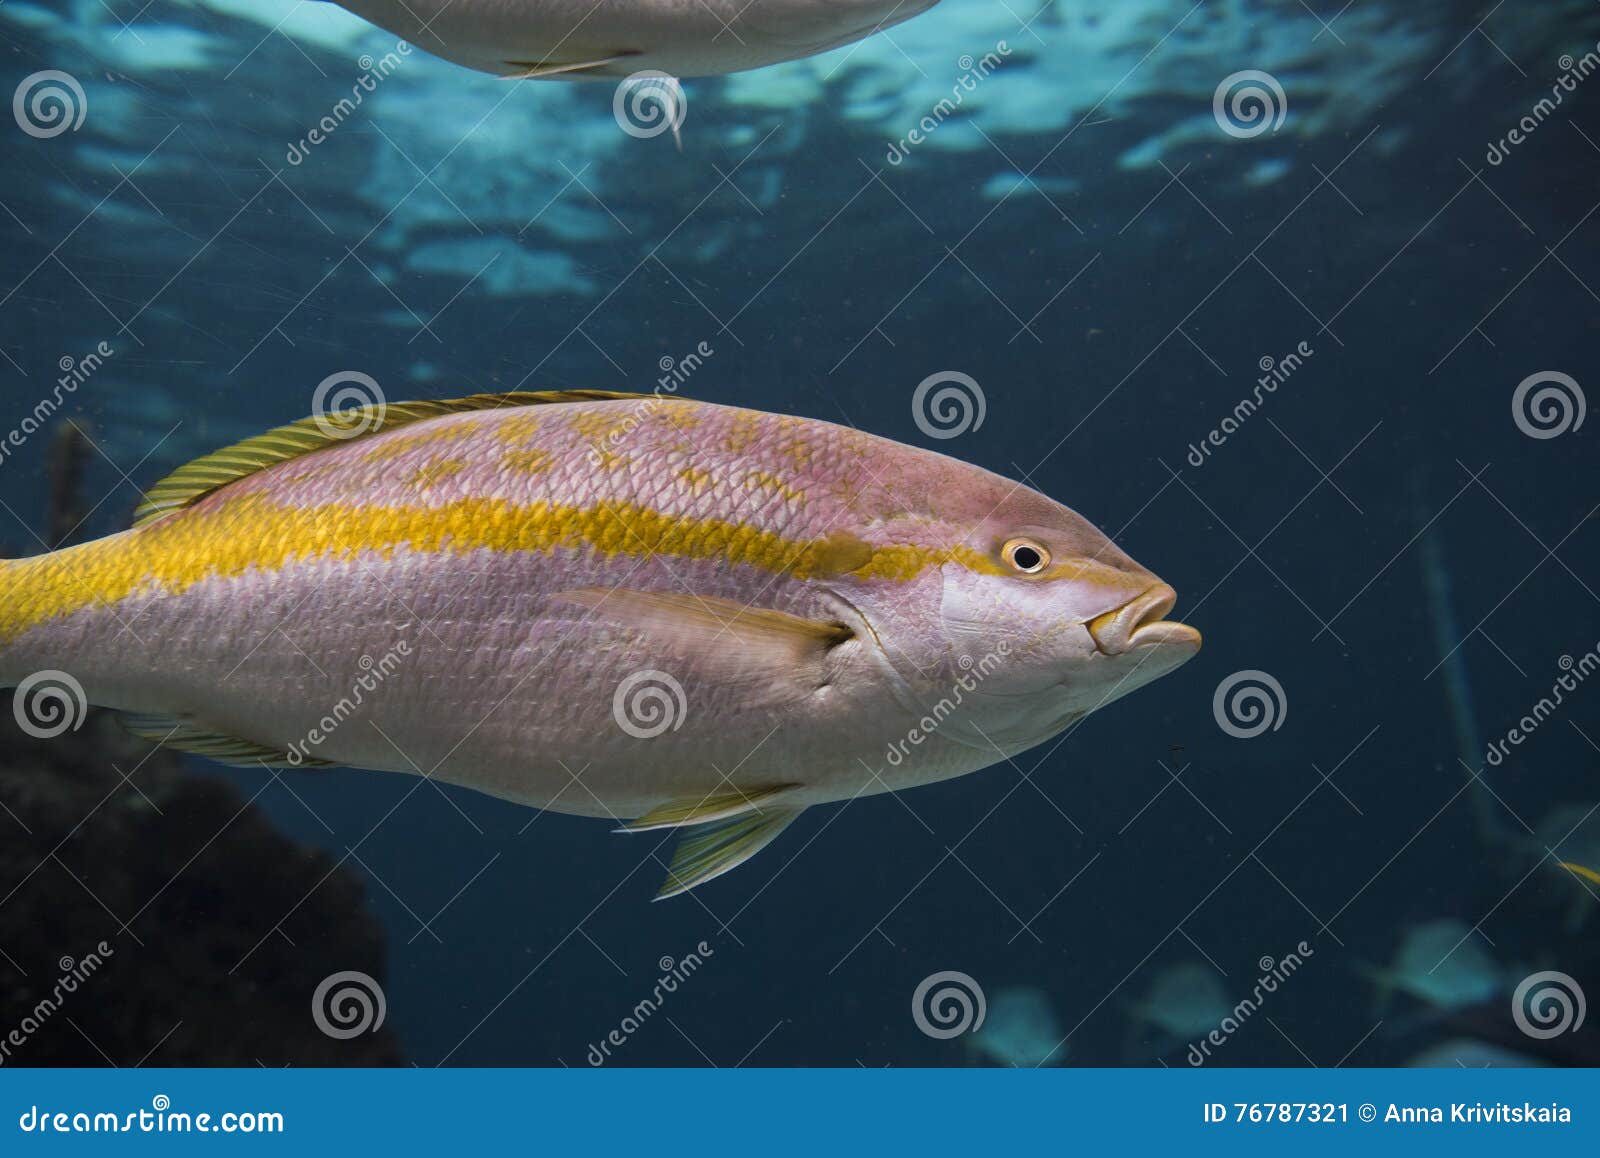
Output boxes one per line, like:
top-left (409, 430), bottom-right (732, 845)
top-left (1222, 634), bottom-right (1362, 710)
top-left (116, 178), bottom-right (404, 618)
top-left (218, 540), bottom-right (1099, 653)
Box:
top-left (333, 0), bottom-right (892, 77)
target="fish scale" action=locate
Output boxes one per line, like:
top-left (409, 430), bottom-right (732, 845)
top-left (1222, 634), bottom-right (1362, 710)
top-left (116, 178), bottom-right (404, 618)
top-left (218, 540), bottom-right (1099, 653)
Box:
top-left (0, 391), bottom-right (1198, 896)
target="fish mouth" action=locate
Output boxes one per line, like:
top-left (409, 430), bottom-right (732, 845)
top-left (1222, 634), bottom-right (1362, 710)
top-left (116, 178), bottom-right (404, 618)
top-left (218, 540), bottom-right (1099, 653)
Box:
top-left (1086, 584), bottom-right (1202, 657)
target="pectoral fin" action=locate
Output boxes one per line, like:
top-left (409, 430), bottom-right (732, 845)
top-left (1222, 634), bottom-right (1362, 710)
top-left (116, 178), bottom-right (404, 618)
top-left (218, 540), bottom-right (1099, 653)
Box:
top-left (555, 588), bottom-right (852, 689)
top-left (655, 807), bottom-right (804, 900)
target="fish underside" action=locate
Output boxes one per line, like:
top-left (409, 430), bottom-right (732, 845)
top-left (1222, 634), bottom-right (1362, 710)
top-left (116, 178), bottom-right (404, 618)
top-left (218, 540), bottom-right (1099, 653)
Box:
top-left (328, 0), bottom-right (943, 78)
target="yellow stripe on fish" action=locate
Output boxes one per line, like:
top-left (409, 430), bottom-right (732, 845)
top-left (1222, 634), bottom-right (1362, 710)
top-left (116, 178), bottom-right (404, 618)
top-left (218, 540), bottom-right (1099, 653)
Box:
top-left (0, 492), bottom-right (999, 643)
top-left (0, 482), bottom-right (1148, 644)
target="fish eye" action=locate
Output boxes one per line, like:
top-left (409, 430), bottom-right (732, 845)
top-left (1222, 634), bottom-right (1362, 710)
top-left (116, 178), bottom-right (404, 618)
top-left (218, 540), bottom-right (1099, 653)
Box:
top-left (1001, 537), bottom-right (1050, 575)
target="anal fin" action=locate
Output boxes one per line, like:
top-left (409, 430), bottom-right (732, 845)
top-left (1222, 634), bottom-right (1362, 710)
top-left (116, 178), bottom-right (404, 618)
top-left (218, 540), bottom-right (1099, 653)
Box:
top-left (656, 807), bottom-right (804, 900)
top-left (118, 713), bottom-right (332, 769)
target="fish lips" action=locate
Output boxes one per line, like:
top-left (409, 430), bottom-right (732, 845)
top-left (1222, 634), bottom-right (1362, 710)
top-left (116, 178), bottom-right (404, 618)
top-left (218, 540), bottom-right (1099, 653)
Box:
top-left (1085, 583), bottom-right (1202, 660)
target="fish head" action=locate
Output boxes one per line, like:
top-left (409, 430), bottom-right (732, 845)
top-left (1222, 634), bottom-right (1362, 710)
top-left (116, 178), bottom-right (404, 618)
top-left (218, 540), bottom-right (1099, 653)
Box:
top-left (836, 466), bottom-right (1200, 753)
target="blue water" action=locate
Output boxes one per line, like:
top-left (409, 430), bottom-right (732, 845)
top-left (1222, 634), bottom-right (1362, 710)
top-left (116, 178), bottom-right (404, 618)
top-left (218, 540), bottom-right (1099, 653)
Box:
top-left (0, 0), bottom-right (1597, 1068)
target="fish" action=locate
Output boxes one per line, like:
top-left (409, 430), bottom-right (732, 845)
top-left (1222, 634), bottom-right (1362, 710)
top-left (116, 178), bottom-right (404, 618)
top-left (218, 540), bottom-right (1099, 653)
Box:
top-left (970, 986), bottom-right (1065, 1067)
top-left (1359, 919), bottom-right (1504, 1014)
top-left (1130, 963), bottom-right (1230, 1041)
top-left (0, 390), bottom-right (1200, 898)
top-left (318, 0), bottom-right (943, 79)
top-left (1405, 1037), bottom-right (1546, 1068)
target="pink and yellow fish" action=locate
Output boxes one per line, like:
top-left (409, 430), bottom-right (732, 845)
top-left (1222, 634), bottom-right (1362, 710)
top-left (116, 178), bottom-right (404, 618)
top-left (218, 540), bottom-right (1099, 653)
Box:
top-left (0, 391), bottom-right (1200, 896)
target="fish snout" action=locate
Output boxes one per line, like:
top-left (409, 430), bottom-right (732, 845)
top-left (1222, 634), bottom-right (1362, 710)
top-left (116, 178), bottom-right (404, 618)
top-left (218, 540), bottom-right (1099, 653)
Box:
top-left (1086, 584), bottom-right (1202, 657)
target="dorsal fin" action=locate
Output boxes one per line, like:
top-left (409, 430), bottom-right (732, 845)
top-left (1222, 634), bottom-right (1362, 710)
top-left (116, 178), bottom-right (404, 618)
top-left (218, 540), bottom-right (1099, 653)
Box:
top-left (132, 389), bottom-right (653, 527)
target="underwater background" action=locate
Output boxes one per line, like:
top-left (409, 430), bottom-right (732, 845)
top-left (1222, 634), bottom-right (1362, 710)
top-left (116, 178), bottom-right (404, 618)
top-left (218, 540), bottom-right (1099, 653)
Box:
top-left (0, 0), bottom-right (1597, 1067)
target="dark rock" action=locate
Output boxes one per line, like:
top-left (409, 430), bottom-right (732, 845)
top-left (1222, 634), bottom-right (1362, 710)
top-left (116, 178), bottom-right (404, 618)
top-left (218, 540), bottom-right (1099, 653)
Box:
top-left (0, 711), bottom-right (403, 1066)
